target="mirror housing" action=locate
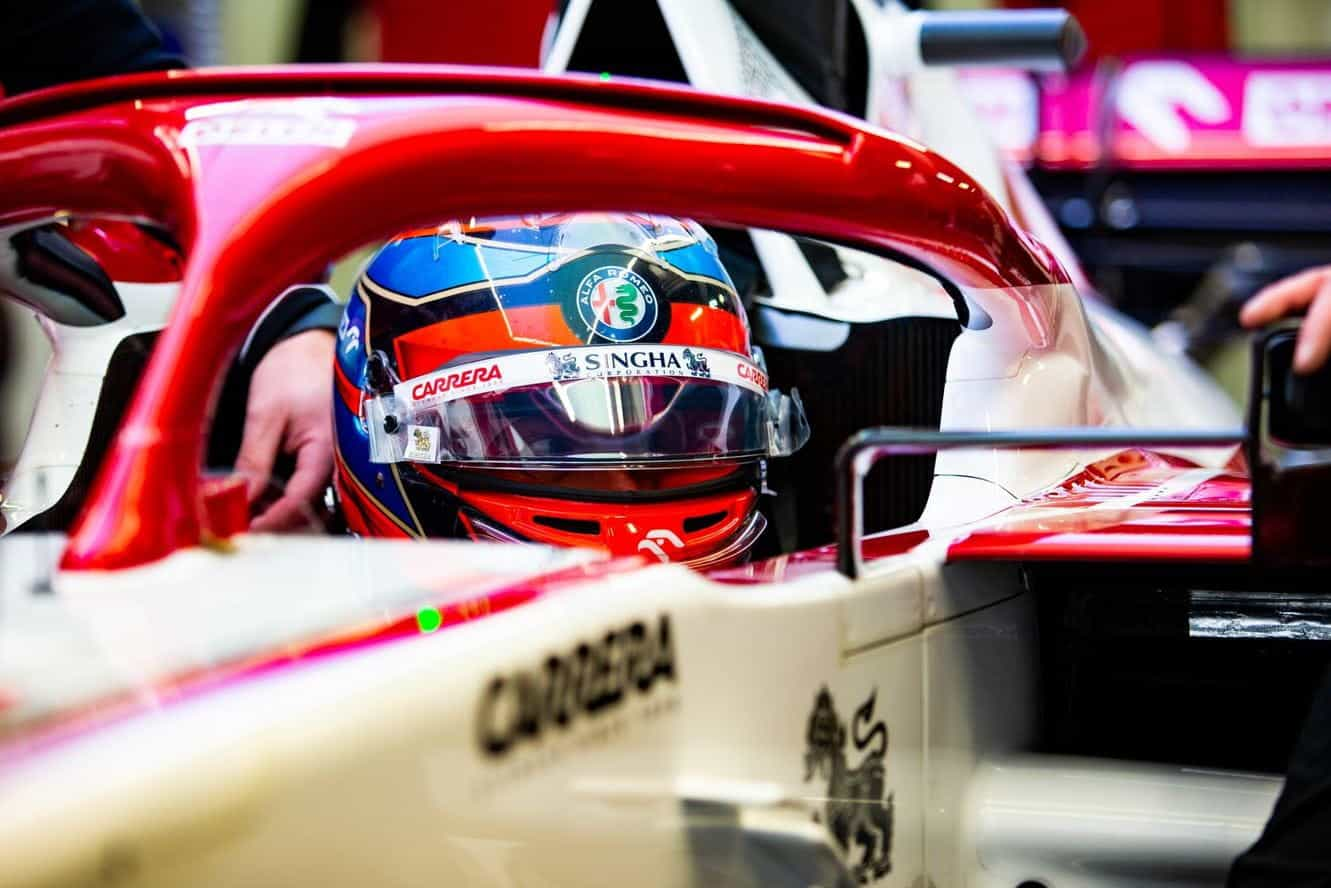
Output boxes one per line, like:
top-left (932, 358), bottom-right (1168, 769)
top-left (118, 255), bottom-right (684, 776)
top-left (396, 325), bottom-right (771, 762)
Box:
top-left (1264, 329), bottom-right (1331, 447)
top-left (1248, 323), bottom-right (1331, 572)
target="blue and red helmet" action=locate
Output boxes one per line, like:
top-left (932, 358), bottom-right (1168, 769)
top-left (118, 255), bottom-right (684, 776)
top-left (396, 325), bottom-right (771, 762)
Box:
top-left (332, 213), bottom-right (807, 568)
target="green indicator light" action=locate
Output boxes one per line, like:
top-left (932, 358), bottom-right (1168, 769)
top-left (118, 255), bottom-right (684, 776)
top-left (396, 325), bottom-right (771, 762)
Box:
top-left (416, 607), bottom-right (443, 634)
top-left (599, 71), bottom-right (612, 82)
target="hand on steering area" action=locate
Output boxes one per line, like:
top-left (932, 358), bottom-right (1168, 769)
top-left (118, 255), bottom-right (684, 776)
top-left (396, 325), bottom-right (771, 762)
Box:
top-left (234, 329), bottom-right (336, 531)
top-left (1241, 265), bottom-right (1331, 374)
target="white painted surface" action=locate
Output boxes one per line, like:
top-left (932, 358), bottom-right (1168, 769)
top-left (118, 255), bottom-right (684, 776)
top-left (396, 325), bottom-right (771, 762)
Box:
top-left (0, 525), bottom-right (1275, 887)
top-left (969, 756), bottom-right (1280, 887)
top-left (0, 231), bottom-right (178, 534)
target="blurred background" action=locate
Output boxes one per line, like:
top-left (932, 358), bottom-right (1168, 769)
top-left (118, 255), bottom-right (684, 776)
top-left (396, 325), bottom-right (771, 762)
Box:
top-left (131, 0), bottom-right (1331, 68)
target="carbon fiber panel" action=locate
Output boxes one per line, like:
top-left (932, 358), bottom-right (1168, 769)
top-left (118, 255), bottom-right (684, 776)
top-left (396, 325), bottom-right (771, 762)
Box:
top-left (762, 316), bottom-right (960, 550)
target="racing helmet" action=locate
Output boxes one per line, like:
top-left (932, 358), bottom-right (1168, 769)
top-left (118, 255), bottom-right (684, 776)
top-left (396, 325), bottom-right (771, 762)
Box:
top-left (332, 213), bottom-right (808, 568)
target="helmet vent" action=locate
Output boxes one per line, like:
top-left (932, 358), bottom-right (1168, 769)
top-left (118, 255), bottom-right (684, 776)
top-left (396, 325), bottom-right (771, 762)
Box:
top-left (683, 511), bottom-right (727, 533)
top-left (532, 515), bottom-right (601, 536)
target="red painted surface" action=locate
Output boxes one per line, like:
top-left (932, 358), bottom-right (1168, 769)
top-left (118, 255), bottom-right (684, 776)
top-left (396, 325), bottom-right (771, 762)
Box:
top-left (0, 66), bottom-right (1067, 570)
top-left (707, 529), bottom-right (932, 584)
top-left (1004, 0), bottom-right (1228, 63)
top-left (0, 555), bottom-right (646, 766)
top-left (200, 475), bottom-right (249, 540)
top-left (60, 220), bottom-right (183, 283)
top-left (714, 450), bottom-right (1253, 581)
top-left (371, 0), bottom-right (553, 68)
top-left (947, 450), bottom-right (1251, 563)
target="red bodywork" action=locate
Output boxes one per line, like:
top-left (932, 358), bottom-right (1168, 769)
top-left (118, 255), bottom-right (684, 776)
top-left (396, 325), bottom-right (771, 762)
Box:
top-left (0, 66), bottom-right (1248, 578)
top-left (946, 450), bottom-right (1249, 562)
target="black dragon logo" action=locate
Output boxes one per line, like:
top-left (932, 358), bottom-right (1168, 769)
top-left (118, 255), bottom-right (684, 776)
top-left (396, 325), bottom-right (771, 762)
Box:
top-left (682, 348), bottom-right (711, 378)
top-left (546, 351), bottom-right (580, 381)
top-left (804, 686), bottom-right (894, 884)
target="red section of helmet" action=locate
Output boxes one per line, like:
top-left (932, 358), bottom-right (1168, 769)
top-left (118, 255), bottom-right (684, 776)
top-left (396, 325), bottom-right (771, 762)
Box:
top-left (335, 456), bottom-right (415, 538)
top-left (394, 305), bottom-right (584, 380)
top-left (333, 359), bottom-right (361, 415)
top-left (661, 303), bottom-right (749, 353)
top-left (458, 483), bottom-right (757, 565)
top-left (393, 304), bottom-right (749, 381)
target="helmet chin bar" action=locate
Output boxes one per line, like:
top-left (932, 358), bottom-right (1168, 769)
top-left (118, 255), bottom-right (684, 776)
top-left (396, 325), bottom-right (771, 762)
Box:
top-left (674, 511), bottom-right (767, 570)
top-left (465, 505), bottom-right (768, 570)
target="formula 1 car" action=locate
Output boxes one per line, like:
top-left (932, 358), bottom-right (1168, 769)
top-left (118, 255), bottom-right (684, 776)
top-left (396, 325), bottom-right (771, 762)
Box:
top-left (1, 28), bottom-right (1330, 888)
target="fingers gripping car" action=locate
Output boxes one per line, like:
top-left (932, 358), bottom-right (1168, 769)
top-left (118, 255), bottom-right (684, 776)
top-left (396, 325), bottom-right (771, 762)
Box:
top-left (333, 214), bottom-right (807, 568)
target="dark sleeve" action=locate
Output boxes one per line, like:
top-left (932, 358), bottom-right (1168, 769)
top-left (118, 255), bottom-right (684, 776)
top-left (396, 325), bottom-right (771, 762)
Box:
top-left (1229, 665), bottom-right (1331, 887)
top-left (0, 0), bottom-right (184, 96)
top-left (207, 286), bottom-right (342, 469)
top-left (235, 285), bottom-right (342, 373)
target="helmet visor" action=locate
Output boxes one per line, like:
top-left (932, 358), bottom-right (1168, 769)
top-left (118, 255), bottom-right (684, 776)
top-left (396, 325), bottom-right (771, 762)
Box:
top-left (365, 345), bottom-right (808, 467)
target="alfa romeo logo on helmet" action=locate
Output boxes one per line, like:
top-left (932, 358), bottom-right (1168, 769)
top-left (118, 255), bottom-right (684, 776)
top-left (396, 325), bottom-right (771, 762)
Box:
top-left (576, 266), bottom-right (658, 343)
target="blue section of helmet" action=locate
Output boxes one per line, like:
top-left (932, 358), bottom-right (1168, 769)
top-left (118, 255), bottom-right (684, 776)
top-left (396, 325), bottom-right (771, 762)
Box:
top-left (658, 242), bottom-right (735, 288)
top-left (364, 230), bottom-right (731, 302)
top-left (366, 237), bottom-right (552, 299)
top-left (336, 291), bottom-right (367, 382)
top-left (334, 395), bottom-right (415, 530)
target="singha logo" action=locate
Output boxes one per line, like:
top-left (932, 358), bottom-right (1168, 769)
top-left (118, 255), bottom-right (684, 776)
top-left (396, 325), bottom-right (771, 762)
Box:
top-left (804, 686), bottom-right (894, 884)
top-left (411, 427), bottom-right (431, 450)
top-left (546, 351), bottom-right (580, 381)
top-left (682, 348), bottom-right (711, 378)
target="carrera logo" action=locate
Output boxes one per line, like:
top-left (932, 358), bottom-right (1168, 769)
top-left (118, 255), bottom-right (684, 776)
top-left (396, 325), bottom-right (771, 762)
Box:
top-left (476, 614), bottom-right (676, 758)
top-left (411, 363), bottom-right (502, 401)
top-left (737, 362), bottom-right (768, 391)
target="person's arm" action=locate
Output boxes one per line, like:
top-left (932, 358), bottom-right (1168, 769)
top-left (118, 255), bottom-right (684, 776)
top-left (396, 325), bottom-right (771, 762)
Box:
top-left (211, 287), bottom-right (341, 532)
top-left (1240, 266), bottom-right (1331, 374)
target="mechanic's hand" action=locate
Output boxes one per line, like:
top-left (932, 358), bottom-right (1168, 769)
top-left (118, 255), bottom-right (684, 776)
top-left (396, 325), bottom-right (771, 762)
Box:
top-left (234, 330), bottom-right (336, 531)
top-left (1240, 265), bottom-right (1331, 374)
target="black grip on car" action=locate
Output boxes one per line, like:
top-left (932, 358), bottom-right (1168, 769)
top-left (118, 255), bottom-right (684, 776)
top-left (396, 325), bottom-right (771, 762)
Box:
top-left (918, 10), bottom-right (1087, 72)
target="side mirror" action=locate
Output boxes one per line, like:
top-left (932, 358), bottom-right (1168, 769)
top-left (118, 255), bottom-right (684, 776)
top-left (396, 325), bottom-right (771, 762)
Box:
top-left (1248, 323), bottom-right (1331, 572)
top-left (1264, 329), bottom-right (1331, 447)
top-left (6, 226), bottom-right (124, 327)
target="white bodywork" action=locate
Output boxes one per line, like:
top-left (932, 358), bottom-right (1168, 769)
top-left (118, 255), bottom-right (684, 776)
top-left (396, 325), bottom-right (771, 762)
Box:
top-left (0, 221), bottom-right (177, 529)
top-left (0, 524), bottom-right (1278, 887)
